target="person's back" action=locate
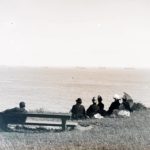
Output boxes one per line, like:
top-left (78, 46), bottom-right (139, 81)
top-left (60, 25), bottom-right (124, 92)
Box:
top-left (3, 101), bottom-right (28, 124)
top-left (4, 107), bottom-right (27, 114)
top-left (71, 98), bottom-right (86, 120)
top-left (98, 102), bottom-right (104, 111)
top-left (97, 95), bottom-right (107, 116)
top-left (107, 94), bottom-right (121, 115)
top-left (108, 101), bottom-right (120, 114)
top-left (122, 99), bottom-right (132, 112)
top-left (4, 101), bottom-right (27, 113)
top-left (86, 97), bottom-right (99, 118)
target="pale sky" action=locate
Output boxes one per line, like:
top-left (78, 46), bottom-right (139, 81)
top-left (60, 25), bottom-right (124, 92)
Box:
top-left (0, 0), bottom-right (150, 68)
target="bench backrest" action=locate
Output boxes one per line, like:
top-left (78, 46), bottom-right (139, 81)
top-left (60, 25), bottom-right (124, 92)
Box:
top-left (0, 112), bottom-right (71, 124)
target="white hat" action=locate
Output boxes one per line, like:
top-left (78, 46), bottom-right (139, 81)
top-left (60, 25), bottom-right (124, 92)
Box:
top-left (113, 94), bottom-right (121, 100)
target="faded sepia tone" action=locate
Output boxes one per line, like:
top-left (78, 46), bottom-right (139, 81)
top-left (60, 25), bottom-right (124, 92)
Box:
top-left (0, 0), bottom-right (150, 150)
top-left (0, 67), bottom-right (149, 112)
top-left (0, 0), bottom-right (150, 67)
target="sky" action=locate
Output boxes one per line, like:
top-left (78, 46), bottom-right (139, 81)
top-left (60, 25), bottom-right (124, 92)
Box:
top-left (0, 0), bottom-right (150, 68)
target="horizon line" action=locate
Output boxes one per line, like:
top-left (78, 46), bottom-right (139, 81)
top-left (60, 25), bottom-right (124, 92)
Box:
top-left (0, 65), bottom-right (149, 70)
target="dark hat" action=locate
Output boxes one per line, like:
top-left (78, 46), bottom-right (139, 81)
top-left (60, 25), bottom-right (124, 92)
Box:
top-left (98, 95), bottom-right (102, 102)
top-left (92, 97), bottom-right (96, 102)
top-left (19, 101), bottom-right (25, 108)
top-left (76, 98), bottom-right (82, 103)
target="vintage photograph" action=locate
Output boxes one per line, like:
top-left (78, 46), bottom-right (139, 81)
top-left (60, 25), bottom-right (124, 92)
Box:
top-left (0, 0), bottom-right (150, 149)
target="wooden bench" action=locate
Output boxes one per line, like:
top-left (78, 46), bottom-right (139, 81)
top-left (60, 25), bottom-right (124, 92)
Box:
top-left (0, 112), bottom-right (77, 131)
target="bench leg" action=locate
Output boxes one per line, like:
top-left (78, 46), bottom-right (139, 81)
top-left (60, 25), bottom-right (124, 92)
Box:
top-left (0, 115), bottom-right (8, 131)
top-left (61, 119), bottom-right (66, 131)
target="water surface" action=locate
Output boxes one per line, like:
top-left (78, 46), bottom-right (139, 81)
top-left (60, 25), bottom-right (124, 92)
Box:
top-left (0, 67), bottom-right (149, 112)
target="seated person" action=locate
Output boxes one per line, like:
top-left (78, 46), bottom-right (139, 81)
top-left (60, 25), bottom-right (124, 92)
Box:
top-left (3, 101), bottom-right (28, 124)
top-left (4, 101), bottom-right (27, 114)
top-left (120, 97), bottom-right (133, 112)
top-left (71, 98), bottom-right (86, 120)
top-left (86, 97), bottom-right (99, 118)
top-left (97, 95), bottom-right (107, 116)
top-left (107, 94), bottom-right (121, 115)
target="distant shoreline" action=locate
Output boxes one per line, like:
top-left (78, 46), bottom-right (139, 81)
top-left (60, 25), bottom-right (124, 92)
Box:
top-left (0, 65), bottom-right (150, 70)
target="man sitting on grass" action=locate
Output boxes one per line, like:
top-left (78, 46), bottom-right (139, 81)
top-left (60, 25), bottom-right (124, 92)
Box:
top-left (86, 97), bottom-right (99, 118)
top-left (97, 95), bottom-right (107, 116)
top-left (71, 98), bottom-right (86, 120)
top-left (107, 94), bottom-right (121, 115)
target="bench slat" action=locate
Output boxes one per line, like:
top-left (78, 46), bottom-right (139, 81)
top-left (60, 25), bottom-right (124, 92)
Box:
top-left (0, 113), bottom-right (71, 119)
top-left (8, 122), bottom-right (76, 128)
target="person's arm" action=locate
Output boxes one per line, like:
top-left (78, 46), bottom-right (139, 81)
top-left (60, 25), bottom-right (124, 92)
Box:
top-left (23, 109), bottom-right (28, 113)
top-left (86, 106), bottom-right (91, 115)
top-left (102, 103), bottom-right (104, 110)
top-left (71, 105), bottom-right (75, 113)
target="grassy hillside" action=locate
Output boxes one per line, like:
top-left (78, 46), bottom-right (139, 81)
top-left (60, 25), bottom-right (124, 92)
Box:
top-left (0, 110), bottom-right (150, 150)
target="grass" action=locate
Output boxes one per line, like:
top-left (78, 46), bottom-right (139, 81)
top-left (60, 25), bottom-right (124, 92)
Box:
top-left (0, 109), bottom-right (150, 150)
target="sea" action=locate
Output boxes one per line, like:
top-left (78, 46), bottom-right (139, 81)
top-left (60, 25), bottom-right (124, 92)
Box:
top-left (0, 67), bottom-right (150, 112)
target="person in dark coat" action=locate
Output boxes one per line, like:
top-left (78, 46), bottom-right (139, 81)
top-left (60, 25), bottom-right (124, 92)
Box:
top-left (86, 97), bottom-right (99, 118)
top-left (4, 101), bottom-right (28, 114)
top-left (71, 98), bottom-right (86, 120)
top-left (97, 95), bottom-right (106, 116)
top-left (107, 94), bottom-right (121, 115)
top-left (122, 97), bottom-right (133, 112)
top-left (2, 102), bottom-right (28, 128)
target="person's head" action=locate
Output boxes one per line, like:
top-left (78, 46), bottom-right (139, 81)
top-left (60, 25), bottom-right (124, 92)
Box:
top-left (122, 95), bottom-right (127, 102)
top-left (122, 97), bottom-right (127, 102)
top-left (76, 98), bottom-right (82, 104)
top-left (19, 101), bottom-right (26, 108)
top-left (92, 97), bottom-right (96, 104)
top-left (113, 94), bottom-right (121, 101)
top-left (98, 95), bottom-right (103, 103)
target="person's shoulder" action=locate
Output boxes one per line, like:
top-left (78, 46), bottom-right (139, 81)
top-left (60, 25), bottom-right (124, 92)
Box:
top-left (99, 102), bottom-right (104, 105)
top-left (72, 104), bottom-right (76, 107)
top-left (87, 105), bottom-right (92, 110)
top-left (4, 107), bottom-right (18, 113)
top-left (88, 104), bottom-right (93, 107)
top-left (71, 104), bottom-right (76, 110)
top-left (81, 105), bottom-right (85, 108)
top-left (23, 110), bottom-right (28, 114)
top-left (110, 101), bottom-right (114, 105)
top-left (19, 108), bottom-right (28, 113)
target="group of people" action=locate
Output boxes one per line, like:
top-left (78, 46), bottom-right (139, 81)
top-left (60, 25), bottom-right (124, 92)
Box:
top-left (1, 94), bottom-right (132, 122)
top-left (70, 94), bottom-right (132, 120)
